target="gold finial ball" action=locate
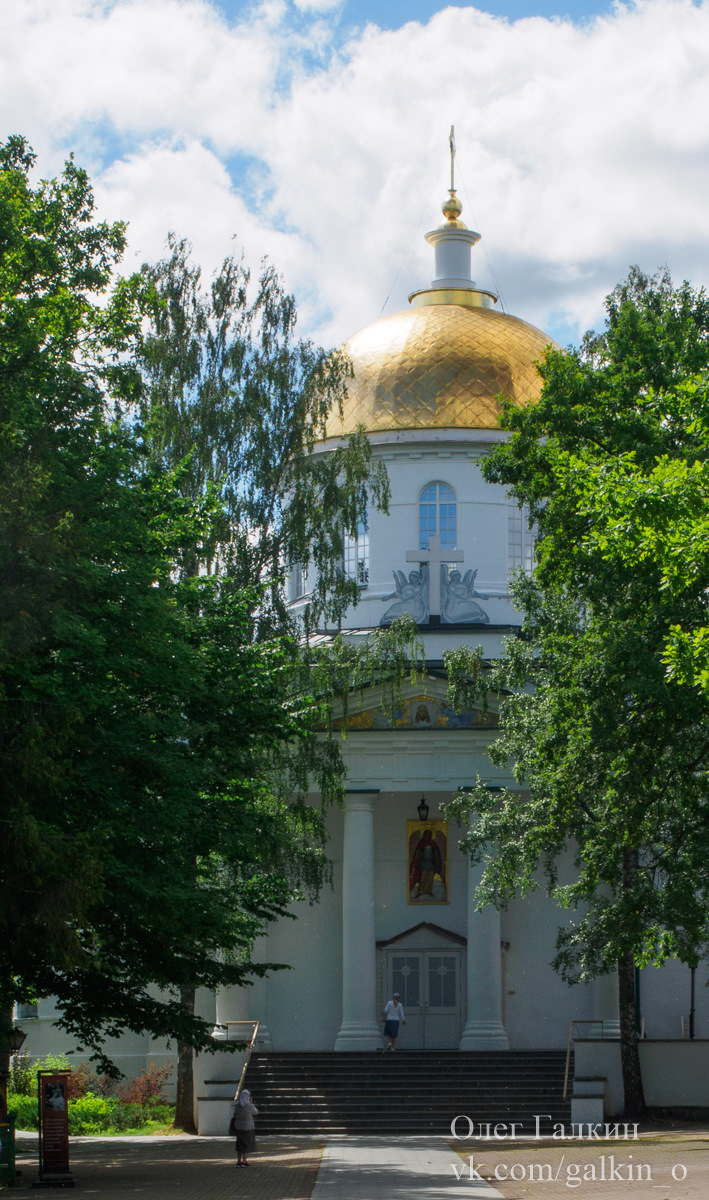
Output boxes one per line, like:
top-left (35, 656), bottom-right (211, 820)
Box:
top-left (442, 190), bottom-right (463, 221)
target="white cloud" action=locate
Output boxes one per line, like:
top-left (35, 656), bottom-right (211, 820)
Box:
top-left (95, 137), bottom-right (303, 284)
top-left (3, 0), bottom-right (709, 348)
top-left (293, 0), bottom-right (343, 11)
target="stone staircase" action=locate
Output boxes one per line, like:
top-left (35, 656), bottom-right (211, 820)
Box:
top-left (230, 1050), bottom-right (572, 1135)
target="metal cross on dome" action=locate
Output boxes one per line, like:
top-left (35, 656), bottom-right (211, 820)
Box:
top-left (407, 534), bottom-right (463, 619)
top-left (449, 124), bottom-right (456, 191)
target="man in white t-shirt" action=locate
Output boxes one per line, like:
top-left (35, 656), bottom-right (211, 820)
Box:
top-left (382, 992), bottom-right (406, 1051)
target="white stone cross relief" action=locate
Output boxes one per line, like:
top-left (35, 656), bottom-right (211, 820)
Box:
top-left (407, 534), bottom-right (463, 618)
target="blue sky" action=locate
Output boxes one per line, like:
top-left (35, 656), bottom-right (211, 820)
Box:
top-left (2, 0), bottom-right (709, 350)
top-left (215, 0), bottom-right (615, 28)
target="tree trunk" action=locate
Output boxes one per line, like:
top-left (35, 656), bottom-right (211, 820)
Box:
top-left (618, 949), bottom-right (645, 1118)
top-left (173, 986), bottom-right (197, 1134)
top-left (0, 1004), bottom-right (12, 1122)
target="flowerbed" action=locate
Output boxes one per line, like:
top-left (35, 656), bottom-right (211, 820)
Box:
top-left (8, 1093), bottom-right (175, 1135)
top-left (8, 1054), bottom-right (175, 1135)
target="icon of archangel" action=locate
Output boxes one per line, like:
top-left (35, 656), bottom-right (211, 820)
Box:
top-left (380, 564), bottom-right (429, 625)
top-left (440, 565), bottom-right (490, 624)
top-left (408, 820), bottom-right (449, 904)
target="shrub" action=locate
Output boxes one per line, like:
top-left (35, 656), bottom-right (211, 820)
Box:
top-left (8, 1085), bottom-right (175, 1135)
top-left (7, 1094), bottom-right (39, 1130)
top-left (9, 1051), bottom-right (34, 1096)
top-left (83, 1071), bottom-right (119, 1099)
top-left (10, 1053), bottom-right (118, 1100)
top-left (63, 1063), bottom-right (119, 1100)
top-left (117, 1062), bottom-right (172, 1106)
top-left (128, 1105), bottom-right (173, 1131)
top-left (67, 1095), bottom-right (116, 1135)
top-left (108, 1103), bottom-right (171, 1132)
top-left (14, 1053), bottom-right (72, 1097)
top-left (67, 1097), bottom-right (174, 1135)
top-left (33, 1054), bottom-right (72, 1077)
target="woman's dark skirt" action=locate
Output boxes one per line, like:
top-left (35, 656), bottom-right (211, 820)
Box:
top-left (236, 1129), bottom-right (256, 1154)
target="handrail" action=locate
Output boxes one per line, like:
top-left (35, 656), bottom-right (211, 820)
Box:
top-left (562, 1019), bottom-right (604, 1099)
top-left (218, 1020), bottom-right (261, 1103)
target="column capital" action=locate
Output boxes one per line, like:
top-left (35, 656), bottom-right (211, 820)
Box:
top-left (343, 790), bottom-right (379, 813)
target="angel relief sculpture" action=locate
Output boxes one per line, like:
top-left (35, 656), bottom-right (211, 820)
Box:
top-left (441, 565), bottom-right (490, 624)
top-left (380, 565), bottom-right (429, 625)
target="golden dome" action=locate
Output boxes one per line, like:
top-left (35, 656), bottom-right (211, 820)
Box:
top-left (327, 303), bottom-right (557, 437)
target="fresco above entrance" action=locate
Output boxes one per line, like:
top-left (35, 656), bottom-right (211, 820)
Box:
top-left (327, 695), bottom-right (498, 731)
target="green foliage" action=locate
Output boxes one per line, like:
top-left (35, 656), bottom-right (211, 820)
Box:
top-left (66, 1095), bottom-right (117, 1135)
top-left (298, 615), bottom-right (425, 735)
top-left (32, 1054), bottom-right (72, 1074)
top-left (132, 237), bottom-right (412, 1129)
top-left (9, 1052), bottom-right (107, 1098)
top-left (65, 1096), bottom-right (174, 1135)
top-left (446, 573), bottom-right (709, 974)
top-left (8, 1055), bottom-right (171, 1113)
top-left (445, 267), bottom-right (709, 974)
top-left (444, 270), bottom-right (709, 1113)
top-left (0, 139), bottom-right (339, 1072)
top-left (8, 1051), bottom-right (35, 1096)
top-left (6, 1094), bottom-right (37, 1130)
top-left (137, 235), bottom-right (390, 637)
top-left (1, 135), bottom-right (143, 999)
top-left (0, 139), bottom-right (416, 1094)
top-left (6, 1092), bottom-right (174, 1135)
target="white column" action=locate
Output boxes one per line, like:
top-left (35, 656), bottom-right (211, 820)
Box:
top-left (460, 854), bottom-right (509, 1050)
top-left (593, 971), bottom-right (620, 1038)
top-left (335, 791), bottom-right (381, 1051)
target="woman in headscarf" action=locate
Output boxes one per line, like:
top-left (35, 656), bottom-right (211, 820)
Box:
top-left (233, 1088), bottom-right (258, 1167)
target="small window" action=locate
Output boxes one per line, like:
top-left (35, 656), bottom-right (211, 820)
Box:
top-left (292, 562), bottom-right (309, 600)
top-left (15, 1002), bottom-right (39, 1020)
top-left (419, 483), bottom-right (456, 550)
top-left (343, 518), bottom-right (369, 586)
top-left (508, 501), bottom-right (534, 575)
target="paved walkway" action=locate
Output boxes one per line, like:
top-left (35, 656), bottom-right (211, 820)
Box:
top-left (13, 1136), bottom-right (324, 1198)
top-left (452, 1129), bottom-right (709, 1199)
top-left (10, 1134), bottom-right (503, 1198)
top-left (8, 1128), bottom-right (709, 1199)
top-left (310, 1138), bottom-right (501, 1199)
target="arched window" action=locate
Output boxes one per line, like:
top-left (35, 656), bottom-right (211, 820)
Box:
top-left (419, 483), bottom-right (456, 550)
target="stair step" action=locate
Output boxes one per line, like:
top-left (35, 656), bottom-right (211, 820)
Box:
top-left (239, 1050), bottom-right (572, 1135)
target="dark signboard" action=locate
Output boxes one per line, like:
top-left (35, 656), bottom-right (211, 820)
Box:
top-left (37, 1072), bottom-right (71, 1180)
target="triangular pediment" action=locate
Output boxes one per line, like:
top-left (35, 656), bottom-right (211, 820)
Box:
top-left (376, 922), bottom-right (467, 949)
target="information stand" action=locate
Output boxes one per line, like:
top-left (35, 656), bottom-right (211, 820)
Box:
top-left (33, 1072), bottom-right (74, 1189)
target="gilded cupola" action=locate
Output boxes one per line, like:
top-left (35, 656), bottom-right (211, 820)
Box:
top-left (327, 134), bottom-right (557, 438)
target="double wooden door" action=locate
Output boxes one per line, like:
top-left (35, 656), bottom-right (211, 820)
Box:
top-left (386, 949), bottom-right (462, 1049)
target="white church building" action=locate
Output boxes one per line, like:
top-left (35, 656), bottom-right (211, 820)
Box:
top-left (17, 181), bottom-right (709, 1123)
top-left (232, 185), bottom-right (588, 1059)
